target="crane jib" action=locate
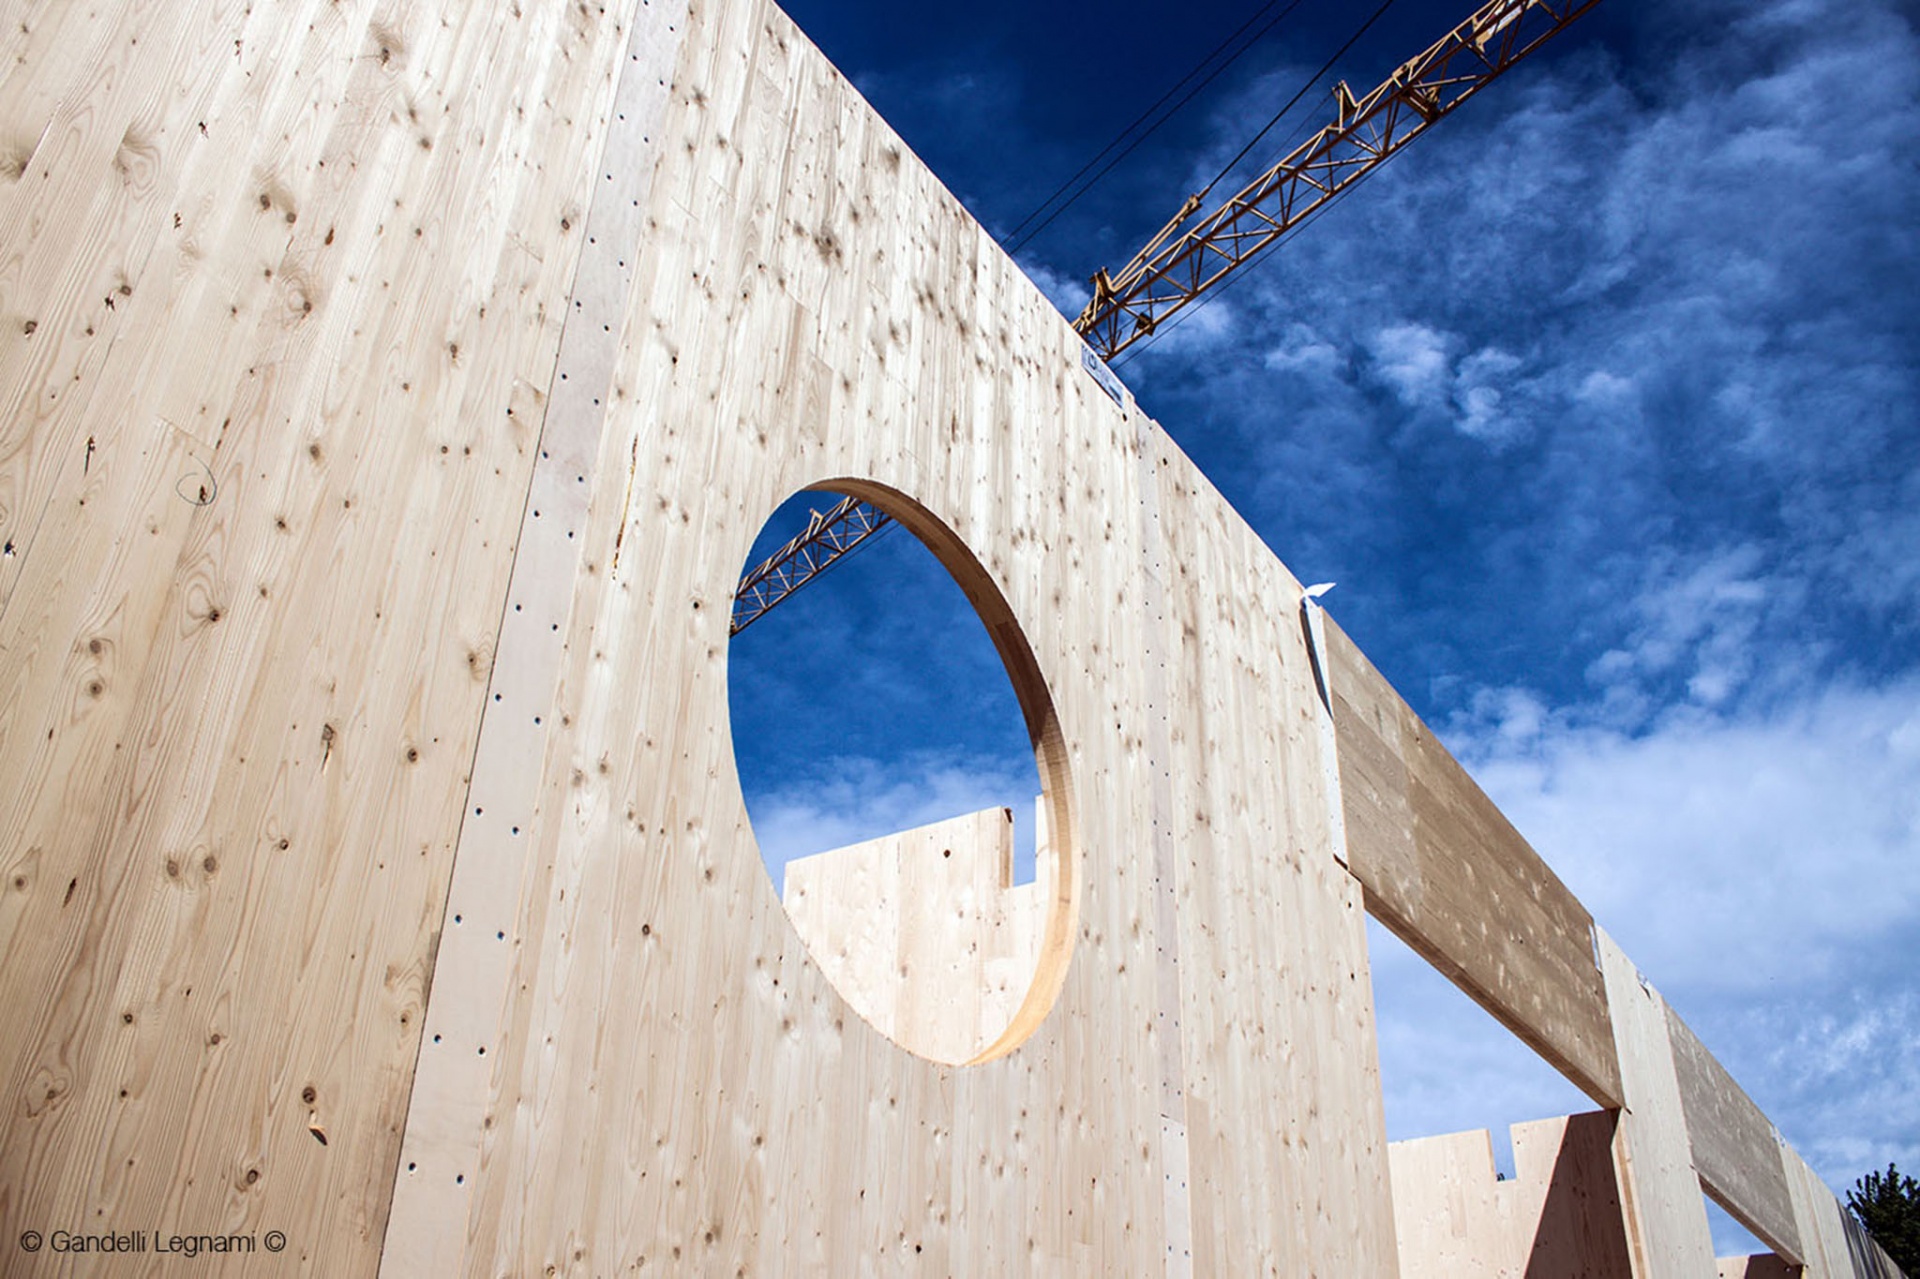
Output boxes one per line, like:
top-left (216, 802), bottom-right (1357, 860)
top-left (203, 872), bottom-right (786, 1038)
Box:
top-left (1073, 0), bottom-right (1604, 361)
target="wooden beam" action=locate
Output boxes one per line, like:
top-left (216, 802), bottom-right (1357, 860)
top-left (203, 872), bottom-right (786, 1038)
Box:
top-left (1324, 617), bottom-right (1624, 1108)
top-left (1665, 1006), bottom-right (1802, 1263)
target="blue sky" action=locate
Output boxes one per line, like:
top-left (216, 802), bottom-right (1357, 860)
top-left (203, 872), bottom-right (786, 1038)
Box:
top-left (729, 0), bottom-right (1920, 1240)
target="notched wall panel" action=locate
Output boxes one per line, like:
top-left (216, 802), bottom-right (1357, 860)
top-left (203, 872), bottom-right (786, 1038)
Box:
top-left (1388, 1110), bottom-right (1632, 1279)
top-left (1323, 616), bottom-right (1623, 1108)
top-left (780, 805), bottom-right (1052, 1065)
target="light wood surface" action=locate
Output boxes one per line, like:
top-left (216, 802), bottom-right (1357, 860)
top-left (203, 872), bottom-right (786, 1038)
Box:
top-left (0, 0), bottom-right (1886, 1273)
top-left (1842, 1214), bottom-right (1911, 1279)
top-left (1595, 928), bottom-right (1722, 1279)
top-left (1390, 1126), bottom-right (1510, 1277)
top-left (1784, 1141), bottom-right (1860, 1279)
top-left (781, 804), bottom-right (1051, 1064)
top-left (1, 0), bottom-right (640, 1272)
top-left (1389, 1111), bottom-right (1633, 1279)
top-left (375, 3), bottom-right (689, 1270)
top-left (1717, 1256), bottom-right (1799, 1279)
top-left (1513, 1111), bottom-right (1637, 1278)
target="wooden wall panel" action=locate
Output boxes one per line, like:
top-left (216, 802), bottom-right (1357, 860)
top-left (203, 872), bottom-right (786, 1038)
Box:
top-left (375, 3), bottom-right (688, 1270)
top-left (1517, 1111), bottom-right (1637, 1278)
top-left (1783, 1141), bottom-right (1880, 1279)
top-left (1666, 1007), bottom-right (1801, 1263)
top-left (1596, 928), bottom-right (1720, 1279)
top-left (1147, 439), bottom-right (1399, 1277)
top-left (1717, 1257), bottom-right (1799, 1279)
top-left (1841, 1213), bottom-right (1910, 1279)
top-left (0, 0), bottom-right (641, 1272)
top-left (1389, 1127), bottom-right (1511, 1277)
top-left (1323, 616), bottom-right (1623, 1109)
top-left (448, 19), bottom-right (1180, 1260)
top-left (1783, 1141), bottom-right (1915, 1279)
top-left (780, 805), bottom-right (1049, 1064)
top-left (1388, 1110), bottom-right (1632, 1279)
top-left (1783, 1139), bottom-right (1839, 1279)
top-left (391, 0), bottom-right (1399, 1269)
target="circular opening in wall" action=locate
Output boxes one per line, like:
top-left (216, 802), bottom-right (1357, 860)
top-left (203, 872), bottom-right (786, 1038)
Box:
top-left (726, 482), bottom-right (1077, 1066)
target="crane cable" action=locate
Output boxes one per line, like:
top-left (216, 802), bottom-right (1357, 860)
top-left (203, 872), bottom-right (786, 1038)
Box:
top-left (1110, 124), bottom-right (1405, 372)
top-left (1111, 186), bottom-right (1350, 371)
top-left (1195, 0), bottom-right (1403, 202)
top-left (1002, 0), bottom-right (1310, 256)
top-left (1105, 0), bottom-right (1411, 370)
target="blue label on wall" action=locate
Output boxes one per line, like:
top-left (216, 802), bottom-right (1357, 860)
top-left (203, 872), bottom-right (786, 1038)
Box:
top-left (1080, 345), bottom-right (1127, 408)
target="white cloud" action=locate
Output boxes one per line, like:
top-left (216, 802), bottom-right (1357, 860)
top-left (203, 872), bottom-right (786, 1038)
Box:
top-left (1756, 988), bottom-right (1920, 1183)
top-left (1573, 369), bottom-right (1640, 412)
top-left (1356, 324), bottom-right (1531, 443)
top-left (1454, 347), bottom-right (1524, 442)
top-left (1453, 675), bottom-right (1920, 991)
top-left (1263, 323), bottom-right (1345, 378)
top-left (1367, 322), bottom-right (1454, 411)
top-left (1017, 256), bottom-right (1088, 319)
top-left (1584, 546), bottom-right (1782, 714)
top-left (1138, 294), bottom-right (1239, 359)
top-left (745, 751), bottom-right (1041, 890)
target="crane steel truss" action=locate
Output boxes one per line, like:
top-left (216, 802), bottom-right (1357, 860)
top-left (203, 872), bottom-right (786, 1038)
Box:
top-left (729, 495), bottom-right (893, 634)
top-left (1074, 0), bottom-right (1601, 360)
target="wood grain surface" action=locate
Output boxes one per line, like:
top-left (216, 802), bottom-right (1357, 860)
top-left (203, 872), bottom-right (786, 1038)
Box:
top-left (0, 0), bottom-right (1881, 1273)
top-left (1388, 1110), bottom-right (1632, 1278)
top-left (1666, 1006), bottom-right (1801, 1262)
top-left (781, 805), bottom-right (1051, 1065)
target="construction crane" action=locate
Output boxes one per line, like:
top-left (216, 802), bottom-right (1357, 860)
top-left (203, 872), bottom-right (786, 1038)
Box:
top-left (1076, 0), bottom-right (1600, 359)
top-left (729, 0), bottom-right (1600, 634)
top-left (730, 494), bottom-right (891, 634)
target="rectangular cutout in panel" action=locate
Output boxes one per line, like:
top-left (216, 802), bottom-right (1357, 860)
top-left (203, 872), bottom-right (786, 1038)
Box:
top-left (1371, 916), bottom-right (1632, 1278)
top-left (1706, 1194), bottom-right (1778, 1269)
top-left (1383, 1102), bottom-right (1635, 1276)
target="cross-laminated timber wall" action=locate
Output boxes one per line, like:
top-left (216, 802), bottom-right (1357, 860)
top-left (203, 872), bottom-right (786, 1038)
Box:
top-left (0, 0), bottom-right (1902, 1275)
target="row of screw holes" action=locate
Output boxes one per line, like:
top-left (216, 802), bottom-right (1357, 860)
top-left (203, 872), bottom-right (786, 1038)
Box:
top-left (413, 7), bottom-right (673, 1190)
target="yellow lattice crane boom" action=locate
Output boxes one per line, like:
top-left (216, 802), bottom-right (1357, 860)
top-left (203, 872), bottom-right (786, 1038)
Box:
top-left (1073, 0), bottom-right (1602, 360)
